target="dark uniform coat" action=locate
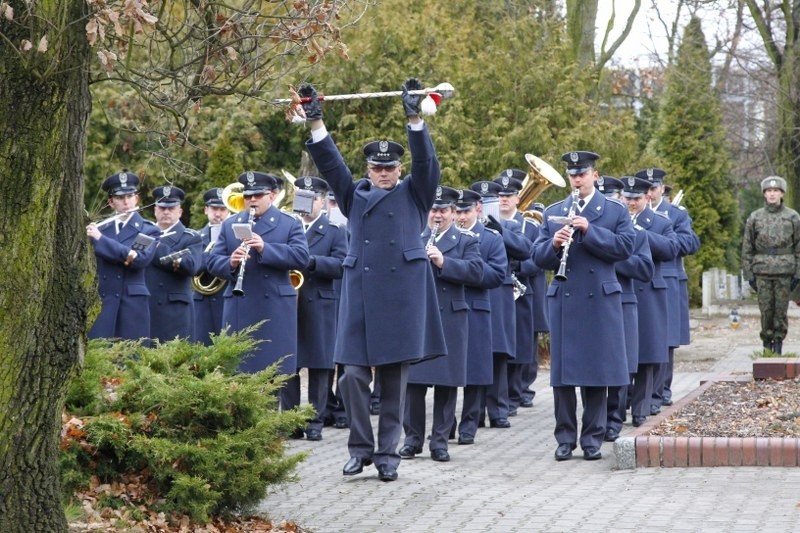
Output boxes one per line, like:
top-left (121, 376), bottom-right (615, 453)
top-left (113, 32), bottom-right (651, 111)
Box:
top-left (305, 125), bottom-right (448, 366)
top-left (614, 226), bottom-right (654, 372)
top-left (490, 220), bottom-right (532, 359)
top-left (511, 213), bottom-right (537, 365)
top-left (296, 215), bottom-right (348, 369)
top-left (89, 213), bottom-right (160, 340)
top-left (527, 219), bottom-right (550, 333)
top-left (534, 193), bottom-right (635, 387)
top-left (145, 222), bottom-right (203, 342)
top-left (634, 208), bottom-right (679, 364)
top-left (207, 205), bottom-right (310, 374)
top-left (193, 224), bottom-right (226, 345)
top-left (655, 201), bottom-right (700, 346)
top-left (409, 224), bottom-right (484, 387)
top-left (463, 223), bottom-right (507, 385)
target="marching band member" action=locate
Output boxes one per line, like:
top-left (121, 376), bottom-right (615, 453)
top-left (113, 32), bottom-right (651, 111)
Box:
top-left (533, 151), bottom-right (635, 461)
top-left (192, 188), bottom-right (230, 345)
top-left (400, 187), bottom-right (483, 462)
top-left (145, 185), bottom-right (203, 342)
top-left (300, 78), bottom-right (447, 482)
top-left (87, 171), bottom-right (160, 341)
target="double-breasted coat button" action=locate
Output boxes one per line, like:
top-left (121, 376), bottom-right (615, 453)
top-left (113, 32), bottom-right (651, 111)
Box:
top-left (364, 267), bottom-right (370, 272)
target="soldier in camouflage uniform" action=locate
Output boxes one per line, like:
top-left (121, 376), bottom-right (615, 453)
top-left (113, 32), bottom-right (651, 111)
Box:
top-left (742, 176), bottom-right (800, 354)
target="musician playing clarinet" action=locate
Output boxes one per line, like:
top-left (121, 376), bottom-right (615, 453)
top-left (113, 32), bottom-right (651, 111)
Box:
top-left (533, 151), bottom-right (635, 462)
top-left (206, 171), bottom-right (309, 410)
top-left (300, 78), bottom-right (447, 482)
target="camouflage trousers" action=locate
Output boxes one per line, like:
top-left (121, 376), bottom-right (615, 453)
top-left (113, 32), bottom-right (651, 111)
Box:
top-left (755, 276), bottom-right (792, 342)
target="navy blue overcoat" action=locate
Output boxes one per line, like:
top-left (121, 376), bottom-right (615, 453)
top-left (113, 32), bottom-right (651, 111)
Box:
top-left (510, 213), bottom-right (537, 365)
top-left (207, 204), bottom-right (310, 374)
top-left (89, 212), bottom-right (160, 340)
top-left (614, 226), bottom-right (654, 373)
top-left (296, 215), bottom-right (348, 369)
top-left (463, 223), bottom-right (506, 385)
top-left (193, 223), bottom-right (226, 345)
top-left (634, 208), bottom-right (679, 364)
top-left (533, 193), bottom-right (635, 387)
top-left (305, 125), bottom-right (448, 366)
top-left (146, 222), bottom-right (203, 342)
top-left (409, 224), bottom-right (484, 387)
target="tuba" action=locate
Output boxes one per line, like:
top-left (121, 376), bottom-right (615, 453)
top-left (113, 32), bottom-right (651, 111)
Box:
top-left (191, 182), bottom-right (247, 296)
top-left (519, 153), bottom-right (566, 222)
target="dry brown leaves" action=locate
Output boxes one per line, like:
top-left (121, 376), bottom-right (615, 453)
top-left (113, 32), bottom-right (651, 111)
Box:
top-left (650, 378), bottom-right (800, 438)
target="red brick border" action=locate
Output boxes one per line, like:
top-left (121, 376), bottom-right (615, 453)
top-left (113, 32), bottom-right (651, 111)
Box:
top-left (752, 357), bottom-right (800, 380)
top-left (627, 374), bottom-right (800, 467)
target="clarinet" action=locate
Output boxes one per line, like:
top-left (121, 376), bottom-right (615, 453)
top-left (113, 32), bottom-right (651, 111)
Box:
top-left (426, 222), bottom-right (440, 248)
top-left (232, 208), bottom-right (256, 296)
top-left (554, 188), bottom-right (580, 281)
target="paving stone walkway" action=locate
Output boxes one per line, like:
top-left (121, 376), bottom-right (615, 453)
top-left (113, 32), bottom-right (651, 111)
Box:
top-left (257, 338), bottom-right (800, 532)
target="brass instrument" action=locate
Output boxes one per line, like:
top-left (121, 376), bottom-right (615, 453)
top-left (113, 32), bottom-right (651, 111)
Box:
top-left (191, 239), bottom-right (228, 295)
top-left (222, 182), bottom-right (246, 213)
top-left (554, 189), bottom-right (581, 281)
top-left (520, 153), bottom-right (567, 222)
top-left (232, 208), bottom-right (256, 296)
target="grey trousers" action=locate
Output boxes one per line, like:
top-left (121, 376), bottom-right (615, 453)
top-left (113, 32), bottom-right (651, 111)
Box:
top-left (339, 362), bottom-right (408, 469)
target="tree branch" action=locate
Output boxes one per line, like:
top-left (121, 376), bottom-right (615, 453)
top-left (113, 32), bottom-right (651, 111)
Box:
top-left (744, 0), bottom-right (782, 69)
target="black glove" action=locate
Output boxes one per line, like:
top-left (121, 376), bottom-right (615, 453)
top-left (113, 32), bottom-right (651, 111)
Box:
top-left (402, 77), bottom-right (423, 117)
top-left (792, 278), bottom-right (800, 292)
top-left (509, 259), bottom-right (521, 272)
top-left (306, 256), bottom-right (317, 271)
top-left (484, 215), bottom-right (503, 235)
top-left (749, 279), bottom-right (757, 292)
top-left (298, 83), bottom-right (323, 121)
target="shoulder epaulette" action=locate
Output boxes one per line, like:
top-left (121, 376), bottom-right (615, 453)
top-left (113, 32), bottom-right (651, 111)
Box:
top-left (634, 224), bottom-right (644, 231)
top-left (549, 198), bottom-right (567, 210)
top-left (184, 228), bottom-right (199, 236)
top-left (484, 227), bottom-right (500, 236)
top-left (328, 221), bottom-right (340, 228)
top-left (607, 197), bottom-right (626, 208)
top-left (142, 219), bottom-right (158, 227)
top-left (458, 228), bottom-right (478, 238)
top-left (654, 210), bottom-right (670, 219)
top-left (677, 205), bottom-right (687, 211)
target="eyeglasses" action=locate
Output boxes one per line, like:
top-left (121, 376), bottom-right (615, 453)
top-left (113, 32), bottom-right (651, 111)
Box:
top-left (246, 193), bottom-right (266, 200)
top-left (368, 165), bottom-right (398, 173)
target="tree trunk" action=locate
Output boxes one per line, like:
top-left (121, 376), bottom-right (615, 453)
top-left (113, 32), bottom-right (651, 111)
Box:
top-left (777, 45), bottom-right (800, 207)
top-left (0, 2), bottom-right (94, 531)
top-left (566, 0), bottom-right (598, 67)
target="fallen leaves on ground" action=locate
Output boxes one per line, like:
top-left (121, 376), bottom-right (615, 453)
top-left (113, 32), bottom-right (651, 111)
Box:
top-left (650, 378), bottom-right (800, 438)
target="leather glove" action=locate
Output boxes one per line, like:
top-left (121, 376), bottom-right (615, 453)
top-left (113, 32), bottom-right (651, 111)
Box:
top-left (298, 83), bottom-right (323, 121)
top-left (484, 215), bottom-right (503, 235)
top-left (306, 256), bottom-right (317, 271)
top-left (509, 259), bottom-right (521, 272)
top-left (749, 279), bottom-right (757, 292)
top-left (792, 278), bottom-right (800, 292)
top-left (402, 77), bottom-right (423, 117)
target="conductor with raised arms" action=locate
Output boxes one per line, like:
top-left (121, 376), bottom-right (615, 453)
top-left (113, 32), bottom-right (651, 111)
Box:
top-left (300, 78), bottom-right (447, 482)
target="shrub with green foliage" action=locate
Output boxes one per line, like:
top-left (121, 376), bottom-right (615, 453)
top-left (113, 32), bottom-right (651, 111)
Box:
top-left (61, 327), bottom-right (310, 523)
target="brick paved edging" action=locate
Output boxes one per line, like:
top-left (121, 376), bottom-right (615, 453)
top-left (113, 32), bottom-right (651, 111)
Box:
top-left (614, 374), bottom-right (800, 469)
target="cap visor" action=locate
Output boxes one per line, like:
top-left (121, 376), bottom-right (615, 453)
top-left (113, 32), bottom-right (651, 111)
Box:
top-left (566, 167), bottom-right (591, 175)
top-left (111, 187), bottom-right (137, 196)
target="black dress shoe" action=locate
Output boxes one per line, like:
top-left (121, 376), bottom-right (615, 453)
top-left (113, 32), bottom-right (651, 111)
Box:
top-left (507, 407), bottom-right (518, 417)
top-left (430, 448), bottom-right (450, 462)
top-left (457, 434), bottom-right (474, 445)
top-left (322, 416), bottom-right (335, 427)
top-left (289, 428), bottom-right (305, 440)
top-left (306, 429), bottom-right (322, 441)
top-left (649, 405), bottom-right (661, 416)
top-left (519, 399), bottom-right (534, 408)
top-left (478, 418), bottom-right (486, 428)
top-left (398, 445), bottom-right (422, 459)
top-left (449, 423), bottom-right (456, 440)
top-left (632, 415), bottom-right (646, 427)
top-left (369, 400), bottom-right (381, 415)
top-left (343, 456), bottom-right (372, 476)
top-left (334, 417), bottom-right (349, 429)
top-left (377, 465), bottom-right (398, 482)
top-left (583, 446), bottom-right (602, 460)
top-left (489, 418), bottom-right (511, 428)
top-left (555, 443), bottom-right (575, 461)
top-left (604, 429), bottom-right (620, 442)
top-left (662, 398), bottom-right (673, 407)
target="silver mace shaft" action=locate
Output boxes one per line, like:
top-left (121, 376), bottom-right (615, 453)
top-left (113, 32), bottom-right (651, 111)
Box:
top-left (274, 82), bottom-right (455, 104)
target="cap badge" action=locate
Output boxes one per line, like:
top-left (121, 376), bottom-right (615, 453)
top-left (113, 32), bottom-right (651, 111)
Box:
top-left (163, 186), bottom-right (171, 197)
top-left (647, 168), bottom-right (654, 178)
top-left (505, 169), bottom-right (512, 178)
top-left (246, 171), bottom-right (255, 185)
top-left (436, 186), bottom-right (442, 199)
top-left (570, 152), bottom-right (579, 163)
top-left (627, 177), bottom-right (636, 187)
top-left (480, 183), bottom-right (489, 194)
top-left (458, 190), bottom-right (464, 199)
top-left (770, 179), bottom-right (777, 187)
top-left (216, 188), bottom-right (223, 199)
top-left (119, 173), bottom-right (128, 185)
top-left (379, 140), bottom-right (389, 152)
top-left (304, 177), bottom-right (312, 188)
top-left (501, 176), bottom-right (509, 188)
top-left (598, 177), bottom-right (604, 185)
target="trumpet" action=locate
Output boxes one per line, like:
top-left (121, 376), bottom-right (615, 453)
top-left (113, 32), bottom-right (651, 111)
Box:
top-left (232, 208), bottom-right (256, 297)
top-left (554, 189), bottom-right (580, 281)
